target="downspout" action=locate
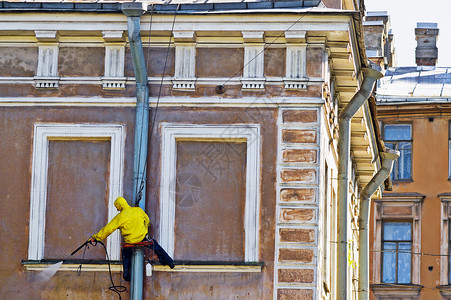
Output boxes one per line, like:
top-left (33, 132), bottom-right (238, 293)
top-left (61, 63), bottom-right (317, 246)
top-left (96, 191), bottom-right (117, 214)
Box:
top-left (337, 67), bottom-right (383, 300)
top-left (122, 3), bottom-right (149, 300)
top-left (358, 149), bottom-right (399, 300)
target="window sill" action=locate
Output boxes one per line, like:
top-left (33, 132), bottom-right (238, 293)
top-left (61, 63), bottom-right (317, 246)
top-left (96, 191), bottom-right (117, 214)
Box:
top-left (155, 261), bottom-right (263, 273)
top-left (371, 283), bottom-right (422, 297)
top-left (23, 260), bottom-right (123, 272)
top-left (437, 285), bottom-right (451, 298)
top-left (392, 179), bottom-right (413, 183)
top-left (22, 260), bottom-right (263, 273)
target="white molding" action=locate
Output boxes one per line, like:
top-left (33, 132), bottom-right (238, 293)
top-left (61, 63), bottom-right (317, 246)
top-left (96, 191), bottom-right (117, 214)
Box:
top-left (242, 31), bottom-right (264, 43)
top-left (242, 44), bottom-right (265, 90)
top-left (284, 30), bottom-right (307, 43)
top-left (286, 45), bottom-right (307, 77)
top-left (102, 44), bottom-right (125, 89)
top-left (154, 264), bottom-right (262, 272)
top-left (34, 30), bottom-right (58, 41)
top-left (159, 123), bottom-right (261, 262)
top-left (440, 195), bottom-right (451, 285)
top-left (102, 30), bottom-right (124, 42)
top-left (0, 96), bottom-right (325, 107)
top-left (35, 44), bottom-right (59, 88)
top-left (28, 123), bottom-right (125, 261)
top-left (372, 196), bottom-right (424, 285)
top-left (23, 262), bottom-right (122, 272)
top-left (173, 44), bottom-right (196, 90)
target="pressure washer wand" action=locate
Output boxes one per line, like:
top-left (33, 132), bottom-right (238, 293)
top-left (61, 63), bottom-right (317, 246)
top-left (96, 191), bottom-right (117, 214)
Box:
top-left (70, 239), bottom-right (93, 256)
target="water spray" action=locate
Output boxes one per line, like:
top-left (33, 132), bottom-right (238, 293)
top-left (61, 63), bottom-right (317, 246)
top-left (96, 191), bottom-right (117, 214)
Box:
top-left (34, 239), bottom-right (126, 299)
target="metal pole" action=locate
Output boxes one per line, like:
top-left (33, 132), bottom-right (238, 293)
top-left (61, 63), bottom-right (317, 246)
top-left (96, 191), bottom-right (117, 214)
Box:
top-left (358, 150), bottom-right (399, 300)
top-left (336, 68), bottom-right (383, 300)
top-left (122, 3), bottom-right (149, 300)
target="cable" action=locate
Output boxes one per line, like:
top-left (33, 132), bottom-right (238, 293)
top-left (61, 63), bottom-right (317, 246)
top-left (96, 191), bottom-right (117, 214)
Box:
top-left (97, 240), bottom-right (127, 300)
top-left (370, 249), bottom-right (451, 257)
top-left (135, 4), bottom-right (179, 207)
top-left (222, 7), bottom-right (314, 86)
top-left (71, 240), bottom-right (126, 300)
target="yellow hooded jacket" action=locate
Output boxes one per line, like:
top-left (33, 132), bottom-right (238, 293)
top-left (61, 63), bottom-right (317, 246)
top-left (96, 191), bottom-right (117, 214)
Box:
top-left (92, 197), bottom-right (149, 244)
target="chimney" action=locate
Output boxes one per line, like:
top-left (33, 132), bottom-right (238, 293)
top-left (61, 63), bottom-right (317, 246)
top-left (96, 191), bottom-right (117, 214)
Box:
top-left (415, 22), bottom-right (439, 68)
top-left (363, 11), bottom-right (393, 69)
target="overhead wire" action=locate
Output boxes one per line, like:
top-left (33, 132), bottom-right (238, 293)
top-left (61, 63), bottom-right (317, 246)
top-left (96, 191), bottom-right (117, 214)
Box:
top-left (221, 6), bottom-right (315, 87)
top-left (130, 4), bottom-right (179, 299)
top-left (135, 4), bottom-right (179, 208)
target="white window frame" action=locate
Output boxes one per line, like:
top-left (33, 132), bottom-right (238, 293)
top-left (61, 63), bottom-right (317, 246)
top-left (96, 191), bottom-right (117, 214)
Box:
top-left (372, 194), bottom-right (423, 286)
top-left (28, 123), bottom-right (125, 261)
top-left (440, 194), bottom-right (451, 285)
top-left (159, 123), bottom-right (261, 262)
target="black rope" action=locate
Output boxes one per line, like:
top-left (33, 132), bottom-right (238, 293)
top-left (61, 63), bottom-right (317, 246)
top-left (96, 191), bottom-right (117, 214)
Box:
top-left (71, 240), bottom-right (126, 300)
top-left (97, 240), bottom-right (127, 300)
top-left (135, 4), bottom-right (179, 207)
top-left (134, 4), bottom-right (155, 207)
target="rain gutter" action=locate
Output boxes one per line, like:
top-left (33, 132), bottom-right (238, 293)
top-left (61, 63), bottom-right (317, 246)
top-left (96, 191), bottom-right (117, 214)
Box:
top-left (358, 149), bottom-right (399, 300)
top-left (336, 67), bottom-right (383, 300)
top-left (122, 3), bottom-right (149, 300)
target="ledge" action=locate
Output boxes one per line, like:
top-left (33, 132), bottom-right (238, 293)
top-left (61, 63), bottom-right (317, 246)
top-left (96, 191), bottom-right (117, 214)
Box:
top-left (371, 284), bottom-right (422, 297)
top-left (437, 285), bottom-right (451, 298)
top-left (155, 261), bottom-right (263, 272)
top-left (23, 260), bottom-right (122, 272)
top-left (22, 260), bottom-right (263, 273)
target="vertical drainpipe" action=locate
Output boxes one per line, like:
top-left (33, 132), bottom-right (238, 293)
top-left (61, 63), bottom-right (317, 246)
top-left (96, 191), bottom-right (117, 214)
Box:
top-left (358, 149), bottom-right (399, 300)
top-left (336, 68), bottom-right (383, 300)
top-left (122, 3), bottom-right (149, 300)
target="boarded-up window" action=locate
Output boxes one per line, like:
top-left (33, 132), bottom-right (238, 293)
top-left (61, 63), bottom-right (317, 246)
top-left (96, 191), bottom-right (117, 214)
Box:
top-left (174, 141), bottom-right (247, 261)
top-left (44, 140), bottom-right (110, 260)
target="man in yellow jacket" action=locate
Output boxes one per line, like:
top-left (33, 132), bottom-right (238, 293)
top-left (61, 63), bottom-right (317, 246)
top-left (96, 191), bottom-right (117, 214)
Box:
top-left (91, 196), bottom-right (149, 281)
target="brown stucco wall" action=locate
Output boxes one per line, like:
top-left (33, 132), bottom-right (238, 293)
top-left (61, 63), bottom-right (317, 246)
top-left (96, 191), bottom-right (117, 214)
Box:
top-left (45, 140), bottom-right (111, 260)
top-left (174, 141), bottom-right (246, 261)
top-left (59, 47), bottom-right (105, 77)
top-left (0, 106), bottom-right (277, 299)
top-left (306, 47), bottom-right (323, 78)
top-left (265, 48), bottom-right (286, 77)
top-left (196, 48), bottom-right (244, 77)
top-left (125, 47), bottom-right (175, 78)
top-left (0, 107), bottom-right (135, 299)
top-left (0, 47), bottom-right (38, 77)
top-left (371, 106), bottom-right (451, 300)
top-left (146, 107), bottom-right (278, 299)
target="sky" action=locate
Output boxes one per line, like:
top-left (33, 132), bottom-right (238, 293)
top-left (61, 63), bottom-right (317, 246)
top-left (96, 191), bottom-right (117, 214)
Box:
top-left (364, 0), bottom-right (451, 67)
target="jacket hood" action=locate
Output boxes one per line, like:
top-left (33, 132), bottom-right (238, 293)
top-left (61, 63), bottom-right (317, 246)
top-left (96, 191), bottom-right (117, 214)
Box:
top-left (114, 196), bottom-right (131, 211)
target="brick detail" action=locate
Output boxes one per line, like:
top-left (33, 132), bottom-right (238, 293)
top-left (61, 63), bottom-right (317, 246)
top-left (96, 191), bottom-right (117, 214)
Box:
top-left (282, 110), bottom-right (317, 123)
top-left (280, 188), bottom-right (315, 202)
top-left (280, 208), bottom-right (315, 223)
top-left (279, 228), bottom-right (315, 243)
top-left (279, 248), bottom-right (314, 263)
top-left (283, 149), bottom-right (317, 163)
top-left (277, 289), bottom-right (313, 300)
top-left (282, 129), bottom-right (316, 144)
top-left (281, 169), bottom-right (316, 183)
top-left (278, 268), bottom-right (314, 283)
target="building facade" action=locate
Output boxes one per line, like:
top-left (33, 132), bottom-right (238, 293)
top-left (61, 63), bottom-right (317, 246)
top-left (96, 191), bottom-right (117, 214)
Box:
top-left (368, 17), bottom-right (451, 300)
top-left (0, 1), bottom-right (386, 299)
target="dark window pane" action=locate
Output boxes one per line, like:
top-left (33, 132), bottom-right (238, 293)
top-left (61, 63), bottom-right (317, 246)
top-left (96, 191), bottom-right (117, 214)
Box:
top-left (382, 242), bottom-right (396, 283)
top-left (383, 223), bottom-right (411, 241)
top-left (384, 124), bottom-right (411, 141)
